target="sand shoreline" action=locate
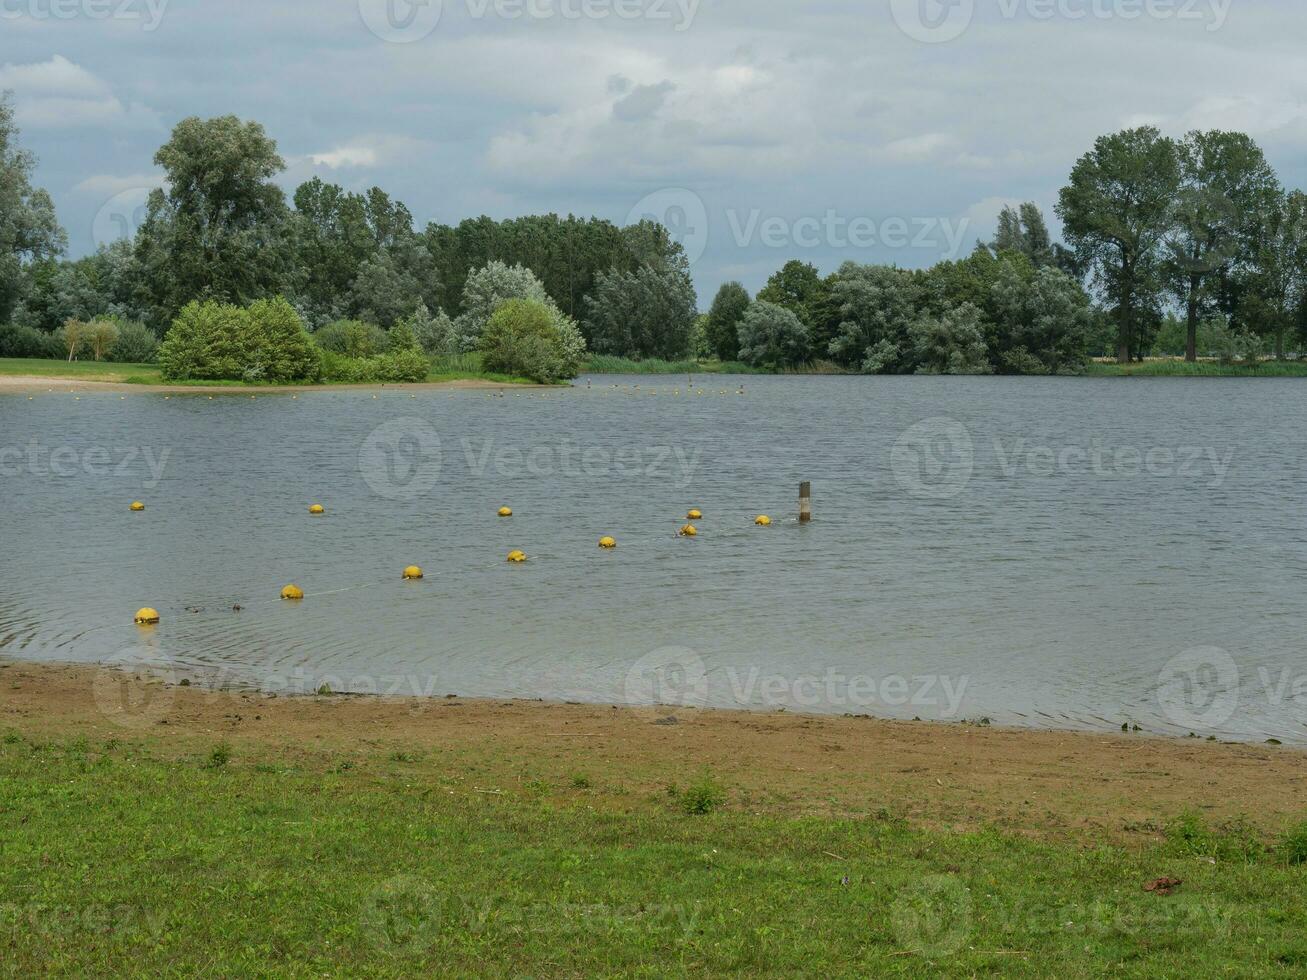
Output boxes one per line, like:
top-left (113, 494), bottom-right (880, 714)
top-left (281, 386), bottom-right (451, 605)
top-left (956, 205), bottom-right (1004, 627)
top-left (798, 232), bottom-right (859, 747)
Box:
top-left (0, 374), bottom-right (539, 394)
top-left (4, 658), bottom-right (1304, 840)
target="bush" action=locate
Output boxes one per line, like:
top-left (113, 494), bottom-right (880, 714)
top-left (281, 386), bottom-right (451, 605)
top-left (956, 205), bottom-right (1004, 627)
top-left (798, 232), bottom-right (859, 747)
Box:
top-left (479, 298), bottom-right (585, 384)
top-left (319, 348), bottom-right (430, 384)
top-left (0, 323), bottom-right (60, 358)
top-left (159, 297), bottom-right (319, 383)
top-left (676, 775), bottom-right (726, 815)
top-left (108, 321), bottom-right (160, 363)
top-left (314, 319), bottom-right (389, 358)
top-left (455, 261), bottom-right (553, 349)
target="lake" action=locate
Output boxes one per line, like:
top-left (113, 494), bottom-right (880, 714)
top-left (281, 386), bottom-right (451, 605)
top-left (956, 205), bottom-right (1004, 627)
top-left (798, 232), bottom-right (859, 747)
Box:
top-left (2, 374), bottom-right (1305, 743)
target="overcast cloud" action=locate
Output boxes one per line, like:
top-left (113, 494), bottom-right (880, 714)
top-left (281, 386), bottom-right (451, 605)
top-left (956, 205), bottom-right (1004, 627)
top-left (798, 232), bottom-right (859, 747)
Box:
top-left (3, 0), bottom-right (1305, 302)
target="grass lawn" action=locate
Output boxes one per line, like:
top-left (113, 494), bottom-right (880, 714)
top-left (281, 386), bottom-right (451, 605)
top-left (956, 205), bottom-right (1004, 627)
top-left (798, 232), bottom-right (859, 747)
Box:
top-left (0, 356), bottom-right (535, 387)
top-left (1, 726), bottom-right (1305, 976)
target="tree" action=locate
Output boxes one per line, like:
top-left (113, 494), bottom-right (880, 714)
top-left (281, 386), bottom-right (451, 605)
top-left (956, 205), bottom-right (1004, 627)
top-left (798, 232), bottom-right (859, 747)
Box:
top-left (134, 116), bottom-right (289, 327)
top-left (0, 93), bottom-right (67, 321)
top-left (756, 260), bottom-right (842, 357)
top-left (828, 263), bottom-right (922, 372)
top-left (988, 265), bottom-right (1094, 374)
top-left (705, 282), bottom-right (749, 361)
top-left (990, 203), bottom-right (1054, 268)
top-left (58, 319), bottom-right (88, 361)
top-left (1164, 131), bottom-right (1280, 361)
top-left (907, 303), bottom-right (991, 375)
top-left (1240, 189), bottom-right (1307, 358)
top-left (455, 260), bottom-right (553, 350)
top-left (87, 320), bottom-right (120, 361)
top-left (583, 264), bottom-right (697, 359)
top-left (737, 301), bottom-right (809, 370)
top-left (1057, 127), bottom-right (1180, 363)
top-left (479, 298), bottom-right (585, 383)
top-left (348, 250), bottom-right (425, 328)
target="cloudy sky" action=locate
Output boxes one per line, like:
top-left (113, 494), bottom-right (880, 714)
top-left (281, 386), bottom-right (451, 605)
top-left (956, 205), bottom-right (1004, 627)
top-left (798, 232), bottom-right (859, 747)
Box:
top-left (4, 0), bottom-right (1305, 302)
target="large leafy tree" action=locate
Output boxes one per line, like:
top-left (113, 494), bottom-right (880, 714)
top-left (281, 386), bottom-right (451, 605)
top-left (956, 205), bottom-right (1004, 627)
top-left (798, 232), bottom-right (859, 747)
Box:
top-left (737, 300), bottom-right (809, 369)
top-left (1164, 130), bottom-right (1280, 361)
top-left (704, 281), bottom-right (749, 361)
top-left (990, 203), bottom-right (1055, 268)
top-left (1240, 189), bottom-right (1307, 358)
top-left (583, 264), bottom-right (697, 359)
top-left (756, 260), bottom-right (841, 358)
top-left (134, 116), bottom-right (289, 327)
top-left (1057, 127), bottom-right (1180, 363)
top-left (828, 263), bottom-right (922, 372)
top-left (0, 93), bottom-right (66, 322)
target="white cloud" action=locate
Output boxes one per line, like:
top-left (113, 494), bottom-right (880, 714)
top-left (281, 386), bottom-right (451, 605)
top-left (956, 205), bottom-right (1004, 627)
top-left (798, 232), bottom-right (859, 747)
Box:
top-left (0, 55), bottom-right (158, 130)
top-left (73, 172), bottom-right (166, 195)
top-left (310, 145), bottom-right (380, 169)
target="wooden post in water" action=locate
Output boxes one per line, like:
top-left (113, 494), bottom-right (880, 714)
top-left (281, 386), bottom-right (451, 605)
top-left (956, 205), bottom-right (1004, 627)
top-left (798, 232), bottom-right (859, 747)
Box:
top-left (799, 481), bottom-right (812, 524)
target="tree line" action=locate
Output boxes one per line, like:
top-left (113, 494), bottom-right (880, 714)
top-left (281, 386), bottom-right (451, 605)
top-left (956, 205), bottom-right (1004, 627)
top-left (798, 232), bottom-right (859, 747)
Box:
top-left (2, 92), bottom-right (1304, 375)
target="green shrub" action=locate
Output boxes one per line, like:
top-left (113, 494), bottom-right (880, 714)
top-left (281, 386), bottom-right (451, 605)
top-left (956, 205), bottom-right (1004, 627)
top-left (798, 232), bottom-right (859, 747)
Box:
top-left (158, 301), bottom-right (246, 380)
top-left (479, 298), bottom-right (585, 384)
top-left (314, 319), bottom-right (388, 358)
top-left (0, 323), bottom-right (60, 358)
top-left (319, 348), bottom-right (430, 384)
top-left (244, 298), bottom-right (320, 382)
top-left (108, 320), bottom-right (159, 363)
top-left (159, 297), bottom-right (319, 383)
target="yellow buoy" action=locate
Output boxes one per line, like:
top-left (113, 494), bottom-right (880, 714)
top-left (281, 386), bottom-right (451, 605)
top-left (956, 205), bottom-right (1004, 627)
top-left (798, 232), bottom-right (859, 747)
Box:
top-left (130, 501), bottom-right (145, 512)
top-left (309, 504), bottom-right (325, 515)
top-left (599, 536), bottom-right (617, 549)
top-left (755, 515), bottom-right (772, 526)
top-left (281, 584), bottom-right (304, 601)
top-left (679, 524), bottom-right (698, 537)
top-left (507, 550), bottom-right (527, 563)
top-left (134, 607), bottom-right (160, 625)
top-left (498, 507), bottom-right (513, 518)
top-left (402, 565), bottom-right (424, 580)
top-left (687, 509), bottom-right (703, 520)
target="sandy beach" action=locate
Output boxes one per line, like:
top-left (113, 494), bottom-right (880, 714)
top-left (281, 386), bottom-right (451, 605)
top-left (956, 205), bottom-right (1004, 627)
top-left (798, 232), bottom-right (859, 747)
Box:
top-left (4, 659), bottom-right (1302, 842)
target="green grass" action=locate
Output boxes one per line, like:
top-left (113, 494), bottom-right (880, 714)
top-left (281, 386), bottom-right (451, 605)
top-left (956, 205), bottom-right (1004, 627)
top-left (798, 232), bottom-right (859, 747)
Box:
top-left (1, 734), bottom-right (1305, 976)
top-left (0, 356), bottom-right (537, 387)
top-left (0, 357), bottom-right (163, 384)
top-left (1088, 358), bottom-right (1307, 377)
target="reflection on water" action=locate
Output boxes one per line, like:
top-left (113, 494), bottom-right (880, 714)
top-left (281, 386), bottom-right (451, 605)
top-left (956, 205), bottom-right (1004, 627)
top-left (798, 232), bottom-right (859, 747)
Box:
top-left (2, 375), bottom-right (1306, 743)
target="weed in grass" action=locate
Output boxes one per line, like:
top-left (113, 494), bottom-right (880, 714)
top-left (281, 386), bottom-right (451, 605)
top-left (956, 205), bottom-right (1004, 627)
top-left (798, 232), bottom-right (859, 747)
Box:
top-left (570, 774), bottom-right (592, 789)
top-left (2, 733), bottom-right (20, 745)
top-left (206, 742), bottom-right (232, 769)
top-left (389, 751), bottom-right (419, 763)
top-left (1279, 822), bottom-right (1307, 866)
top-left (677, 775), bottom-right (726, 815)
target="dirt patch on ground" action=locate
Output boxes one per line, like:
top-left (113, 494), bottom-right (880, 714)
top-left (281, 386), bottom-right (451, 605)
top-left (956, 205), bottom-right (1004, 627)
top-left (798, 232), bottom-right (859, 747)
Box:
top-left (3, 659), bottom-right (1303, 841)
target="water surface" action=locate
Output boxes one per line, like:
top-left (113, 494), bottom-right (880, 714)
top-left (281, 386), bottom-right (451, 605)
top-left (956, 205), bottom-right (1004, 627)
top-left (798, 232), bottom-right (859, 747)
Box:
top-left (3, 375), bottom-right (1305, 743)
